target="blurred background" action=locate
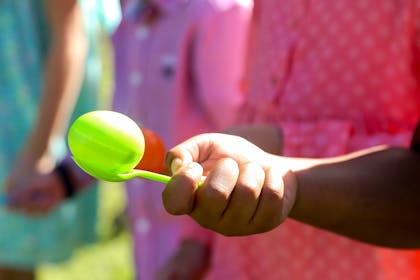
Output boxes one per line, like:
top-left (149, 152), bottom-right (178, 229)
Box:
top-left (37, 182), bottom-right (134, 280)
top-left (1, 1), bottom-right (253, 279)
top-left (37, 19), bottom-right (134, 279)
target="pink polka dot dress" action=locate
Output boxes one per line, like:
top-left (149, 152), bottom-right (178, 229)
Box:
top-left (184, 0), bottom-right (420, 279)
top-left (242, 0), bottom-right (420, 153)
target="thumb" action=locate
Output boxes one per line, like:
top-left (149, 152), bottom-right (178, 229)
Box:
top-left (166, 134), bottom-right (215, 174)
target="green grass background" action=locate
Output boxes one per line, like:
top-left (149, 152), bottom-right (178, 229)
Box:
top-left (37, 182), bottom-right (134, 280)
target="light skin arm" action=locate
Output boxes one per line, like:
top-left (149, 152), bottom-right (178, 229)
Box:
top-left (6, 0), bottom-right (88, 189)
top-left (162, 122), bottom-right (420, 249)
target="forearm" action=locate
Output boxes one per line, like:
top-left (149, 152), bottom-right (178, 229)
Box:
top-left (34, 26), bottom-right (87, 150)
top-left (283, 146), bottom-right (420, 248)
top-left (28, 1), bottom-right (88, 169)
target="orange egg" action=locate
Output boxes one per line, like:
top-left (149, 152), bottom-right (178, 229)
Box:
top-left (135, 128), bottom-right (166, 173)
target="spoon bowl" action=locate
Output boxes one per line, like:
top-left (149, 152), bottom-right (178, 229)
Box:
top-left (68, 110), bottom-right (170, 184)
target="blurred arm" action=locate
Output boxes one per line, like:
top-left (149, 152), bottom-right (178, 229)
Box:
top-left (7, 0), bottom-right (88, 186)
top-left (32, 0), bottom-right (88, 169)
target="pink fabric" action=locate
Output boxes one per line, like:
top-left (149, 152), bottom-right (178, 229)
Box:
top-left (182, 0), bottom-right (420, 279)
top-left (111, 1), bottom-right (251, 279)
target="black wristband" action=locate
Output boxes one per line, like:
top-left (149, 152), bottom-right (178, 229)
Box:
top-left (54, 162), bottom-right (76, 198)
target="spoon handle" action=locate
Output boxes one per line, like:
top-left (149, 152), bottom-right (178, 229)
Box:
top-left (132, 170), bottom-right (171, 184)
top-left (116, 169), bottom-right (171, 184)
top-left (120, 169), bottom-right (205, 186)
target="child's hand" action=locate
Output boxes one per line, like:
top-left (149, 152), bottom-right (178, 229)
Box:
top-left (162, 133), bottom-right (298, 236)
top-left (224, 124), bottom-right (283, 155)
top-left (8, 172), bottom-right (66, 216)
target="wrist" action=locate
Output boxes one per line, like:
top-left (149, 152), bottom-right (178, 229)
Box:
top-left (268, 154), bottom-right (300, 220)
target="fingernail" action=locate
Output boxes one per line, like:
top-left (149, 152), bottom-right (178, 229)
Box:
top-left (183, 162), bottom-right (203, 180)
top-left (170, 158), bottom-right (184, 174)
top-left (187, 162), bottom-right (202, 172)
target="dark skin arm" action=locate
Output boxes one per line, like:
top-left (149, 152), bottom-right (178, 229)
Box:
top-left (162, 121), bottom-right (420, 248)
top-left (292, 120), bottom-right (420, 248)
top-left (291, 145), bottom-right (420, 248)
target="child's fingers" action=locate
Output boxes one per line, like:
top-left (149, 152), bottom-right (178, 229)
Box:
top-left (162, 162), bottom-right (203, 215)
top-left (219, 161), bottom-right (265, 234)
top-left (250, 167), bottom-right (287, 233)
top-left (190, 158), bottom-right (239, 229)
top-left (167, 150), bottom-right (194, 174)
top-left (166, 136), bottom-right (203, 174)
top-left (166, 134), bottom-right (217, 174)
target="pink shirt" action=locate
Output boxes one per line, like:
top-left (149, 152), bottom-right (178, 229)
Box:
top-left (184, 0), bottom-right (420, 279)
top-left (111, 1), bottom-right (251, 279)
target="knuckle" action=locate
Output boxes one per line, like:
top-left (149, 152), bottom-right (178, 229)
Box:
top-left (163, 201), bottom-right (190, 216)
top-left (199, 183), bottom-right (230, 202)
top-left (262, 185), bottom-right (283, 204)
top-left (235, 181), bottom-right (260, 201)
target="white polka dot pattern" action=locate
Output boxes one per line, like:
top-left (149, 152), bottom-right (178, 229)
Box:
top-left (226, 0), bottom-right (420, 279)
top-left (242, 0), bottom-right (420, 136)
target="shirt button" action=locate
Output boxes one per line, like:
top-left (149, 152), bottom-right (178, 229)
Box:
top-left (129, 71), bottom-right (143, 87)
top-left (135, 217), bottom-right (151, 234)
top-left (135, 26), bottom-right (150, 40)
top-left (160, 54), bottom-right (177, 78)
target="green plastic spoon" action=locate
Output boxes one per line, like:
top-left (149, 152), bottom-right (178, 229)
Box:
top-left (68, 110), bottom-right (171, 183)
